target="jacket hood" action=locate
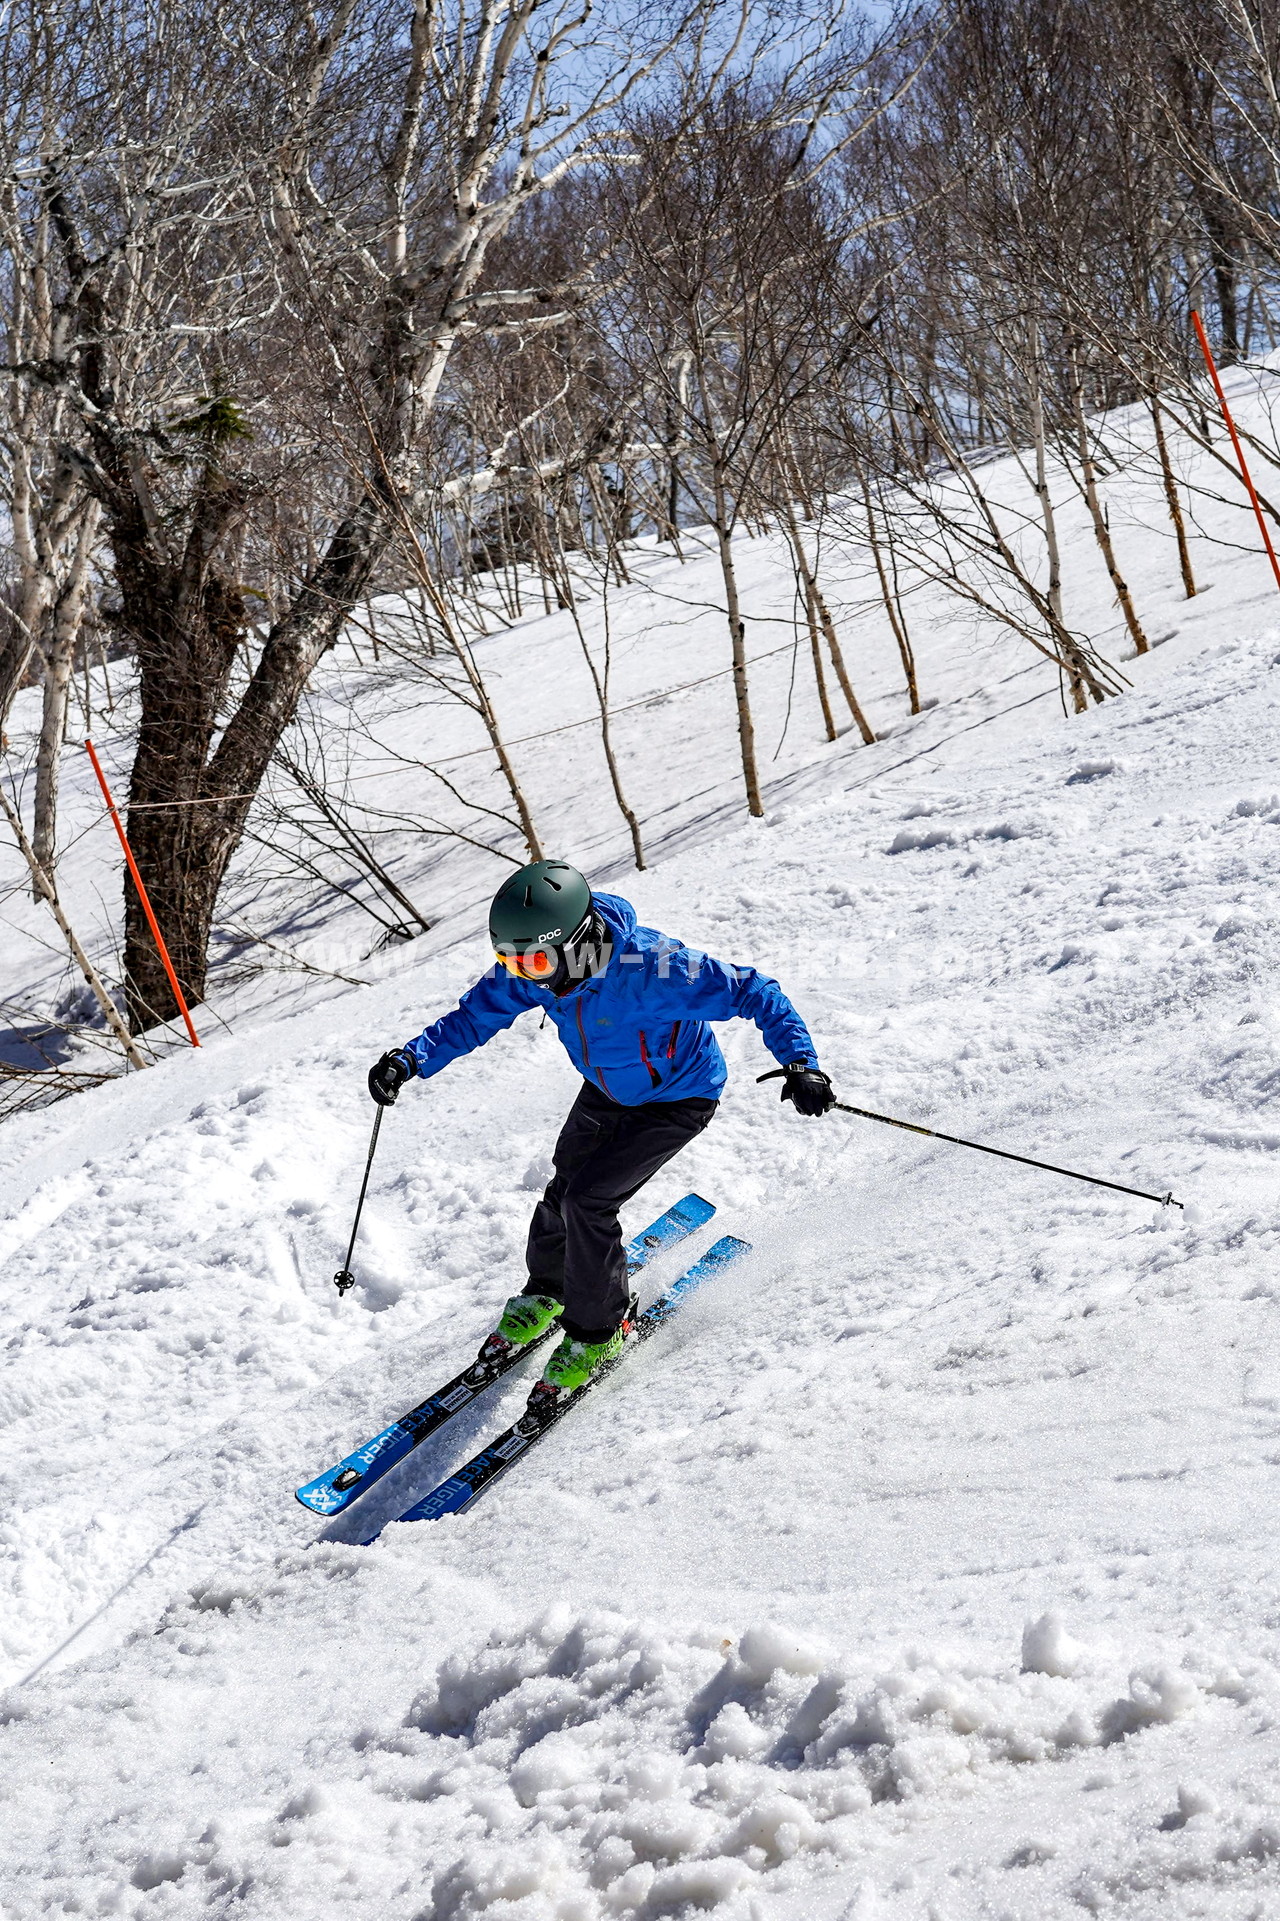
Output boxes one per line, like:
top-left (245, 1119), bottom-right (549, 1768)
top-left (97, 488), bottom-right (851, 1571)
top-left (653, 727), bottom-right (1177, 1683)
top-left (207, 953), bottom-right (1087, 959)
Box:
top-left (591, 891), bottom-right (638, 945)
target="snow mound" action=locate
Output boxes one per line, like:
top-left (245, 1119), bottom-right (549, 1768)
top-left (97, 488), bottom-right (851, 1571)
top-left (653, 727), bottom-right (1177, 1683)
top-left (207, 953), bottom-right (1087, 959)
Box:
top-left (380, 1607), bottom-right (1279, 1918)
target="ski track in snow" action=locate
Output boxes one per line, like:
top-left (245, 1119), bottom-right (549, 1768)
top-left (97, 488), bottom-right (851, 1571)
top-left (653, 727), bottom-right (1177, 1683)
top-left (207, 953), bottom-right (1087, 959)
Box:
top-left (4, 383), bottom-right (1280, 1915)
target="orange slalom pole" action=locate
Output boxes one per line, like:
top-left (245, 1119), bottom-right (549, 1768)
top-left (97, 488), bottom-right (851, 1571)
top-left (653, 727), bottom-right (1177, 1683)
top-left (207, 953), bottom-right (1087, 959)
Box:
top-left (84, 739), bottom-right (201, 1047)
top-left (1191, 308), bottom-right (1280, 597)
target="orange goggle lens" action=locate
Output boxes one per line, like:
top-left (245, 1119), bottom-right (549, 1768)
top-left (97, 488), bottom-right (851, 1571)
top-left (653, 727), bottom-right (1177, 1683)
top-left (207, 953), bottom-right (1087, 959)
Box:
top-left (496, 945), bottom-right (559, 981)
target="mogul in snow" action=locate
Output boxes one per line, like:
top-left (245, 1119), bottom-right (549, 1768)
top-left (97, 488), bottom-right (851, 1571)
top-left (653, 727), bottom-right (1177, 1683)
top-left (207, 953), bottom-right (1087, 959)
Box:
top-left (368, 860), bottom-right (832, 1400)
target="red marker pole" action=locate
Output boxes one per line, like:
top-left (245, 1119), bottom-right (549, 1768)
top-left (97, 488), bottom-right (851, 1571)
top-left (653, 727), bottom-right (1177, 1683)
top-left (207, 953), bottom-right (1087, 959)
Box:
top-left (1191, 308), bottom-right (1280, 597)
top-left (84, 739), bottom-right (201, 1047)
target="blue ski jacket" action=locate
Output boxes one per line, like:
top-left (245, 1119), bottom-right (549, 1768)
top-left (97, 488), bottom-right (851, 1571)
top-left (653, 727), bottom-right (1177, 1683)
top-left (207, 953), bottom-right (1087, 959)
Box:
top-left (400, 892), bottom-right (817, 1106)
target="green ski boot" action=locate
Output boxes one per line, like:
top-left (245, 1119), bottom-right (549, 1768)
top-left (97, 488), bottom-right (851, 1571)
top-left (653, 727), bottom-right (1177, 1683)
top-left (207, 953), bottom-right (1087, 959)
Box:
top-left (498, 1294), bottom-right (563, 1345)
top-left (473, 1294), bottom-right (562, 1375)
top-left (539, 1326), bottom-right (624, 1393)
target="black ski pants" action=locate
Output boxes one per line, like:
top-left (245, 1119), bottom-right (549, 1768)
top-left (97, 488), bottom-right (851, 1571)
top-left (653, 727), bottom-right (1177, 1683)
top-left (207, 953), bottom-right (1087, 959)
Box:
top-left (523, 1081), bottom-right (717, 1341)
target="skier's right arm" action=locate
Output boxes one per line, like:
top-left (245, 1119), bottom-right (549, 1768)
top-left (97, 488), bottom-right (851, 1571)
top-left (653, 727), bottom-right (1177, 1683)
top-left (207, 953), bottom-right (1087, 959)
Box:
top-left (395, 970), bottom-right (540, 1084)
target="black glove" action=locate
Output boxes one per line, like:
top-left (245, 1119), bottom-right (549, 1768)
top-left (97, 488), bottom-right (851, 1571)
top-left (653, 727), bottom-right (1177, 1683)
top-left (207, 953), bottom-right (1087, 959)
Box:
top-left (368, 1048), bottom-right (414, 1106)
top-left (780, 1061), bottom-right (835, 1117)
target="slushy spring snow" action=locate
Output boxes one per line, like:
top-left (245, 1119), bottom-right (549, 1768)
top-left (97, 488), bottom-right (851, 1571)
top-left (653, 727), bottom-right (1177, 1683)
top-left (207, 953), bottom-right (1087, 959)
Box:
top-left (4, 371), bottom-right (1280, 1917)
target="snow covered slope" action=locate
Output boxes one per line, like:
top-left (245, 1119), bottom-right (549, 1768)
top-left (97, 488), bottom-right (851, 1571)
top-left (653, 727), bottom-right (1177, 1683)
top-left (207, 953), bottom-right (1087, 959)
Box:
top-left (4, 380), bottom-right (1280, 1917)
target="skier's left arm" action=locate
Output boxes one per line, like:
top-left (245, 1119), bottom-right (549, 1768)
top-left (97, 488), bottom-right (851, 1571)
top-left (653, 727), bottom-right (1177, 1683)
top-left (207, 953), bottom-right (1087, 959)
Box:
top-left (640, 941), bottom-right (835, 1116)
top-left (644, 942), bottom-right (816, 1066)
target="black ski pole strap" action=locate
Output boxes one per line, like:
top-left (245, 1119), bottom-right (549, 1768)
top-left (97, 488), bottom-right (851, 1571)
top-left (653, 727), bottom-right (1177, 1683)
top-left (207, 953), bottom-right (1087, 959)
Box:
top-left (335, 1104), bottom-right (385, 1295)
top-left (757, 1070), bottom-right (1183, 1210)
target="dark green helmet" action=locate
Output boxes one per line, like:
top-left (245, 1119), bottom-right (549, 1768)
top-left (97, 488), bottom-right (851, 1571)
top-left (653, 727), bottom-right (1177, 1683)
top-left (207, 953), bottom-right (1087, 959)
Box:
top-left (489, 860), bottom-right (592, 953)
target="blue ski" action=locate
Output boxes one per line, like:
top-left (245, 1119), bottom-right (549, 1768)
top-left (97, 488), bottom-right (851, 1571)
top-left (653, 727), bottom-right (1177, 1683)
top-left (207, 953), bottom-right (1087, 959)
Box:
top-left (386, 1233), bottom-right (751, 1529)
top-left (295, 1192), bottom-right (716, 1516)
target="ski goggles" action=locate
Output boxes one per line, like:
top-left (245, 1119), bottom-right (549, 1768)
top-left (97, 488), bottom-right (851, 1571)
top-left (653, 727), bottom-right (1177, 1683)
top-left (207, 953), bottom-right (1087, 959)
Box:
top-left (494, 944), bottom-right (561, 982)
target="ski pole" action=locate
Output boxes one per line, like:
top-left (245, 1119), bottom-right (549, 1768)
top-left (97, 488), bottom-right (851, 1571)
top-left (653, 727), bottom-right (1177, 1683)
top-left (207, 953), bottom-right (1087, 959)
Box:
top-left (334, 1105), bottom-right (385, 1296)
top-left (758, 1071), bottom-right (1183, 1209)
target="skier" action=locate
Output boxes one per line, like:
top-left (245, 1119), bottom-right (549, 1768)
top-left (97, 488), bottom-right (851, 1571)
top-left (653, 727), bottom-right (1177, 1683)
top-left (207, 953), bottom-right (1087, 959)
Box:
top-left (367, 860), bottom-right (833, 1399)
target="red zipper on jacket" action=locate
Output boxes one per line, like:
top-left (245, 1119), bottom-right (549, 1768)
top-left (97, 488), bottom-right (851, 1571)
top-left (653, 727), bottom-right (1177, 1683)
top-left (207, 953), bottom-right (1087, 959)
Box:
top-left (576, 997), bottom-right (615, 1098)
top-left (638, 1029), bottom-right (662, 1089)
top-left (667, 1021), bottom-right (680, 1058)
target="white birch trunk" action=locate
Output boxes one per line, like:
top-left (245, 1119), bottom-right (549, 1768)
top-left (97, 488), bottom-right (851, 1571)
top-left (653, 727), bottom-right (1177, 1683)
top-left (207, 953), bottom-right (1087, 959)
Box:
top-left (32, 501), bottom-right (100, 875)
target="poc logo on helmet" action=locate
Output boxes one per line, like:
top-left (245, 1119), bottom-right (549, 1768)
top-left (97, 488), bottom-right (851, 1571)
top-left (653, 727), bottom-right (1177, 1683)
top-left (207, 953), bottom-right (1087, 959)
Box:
top-left (538, 929), bottom-right (563, 944)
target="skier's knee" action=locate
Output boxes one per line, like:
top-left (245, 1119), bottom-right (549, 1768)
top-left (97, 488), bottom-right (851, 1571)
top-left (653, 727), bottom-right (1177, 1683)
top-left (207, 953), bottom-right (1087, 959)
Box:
top-left (561, 1170), bottom-right (616, 1218)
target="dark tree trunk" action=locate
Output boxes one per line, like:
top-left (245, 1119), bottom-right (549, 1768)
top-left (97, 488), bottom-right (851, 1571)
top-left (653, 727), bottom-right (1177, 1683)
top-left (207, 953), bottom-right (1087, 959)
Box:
top-left (110, 479), bottom-right (250, 1028)
top-left (115, 485), bottom-right (391, 1030)
top-left (1204, 201), bottom-right (1241, 363)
